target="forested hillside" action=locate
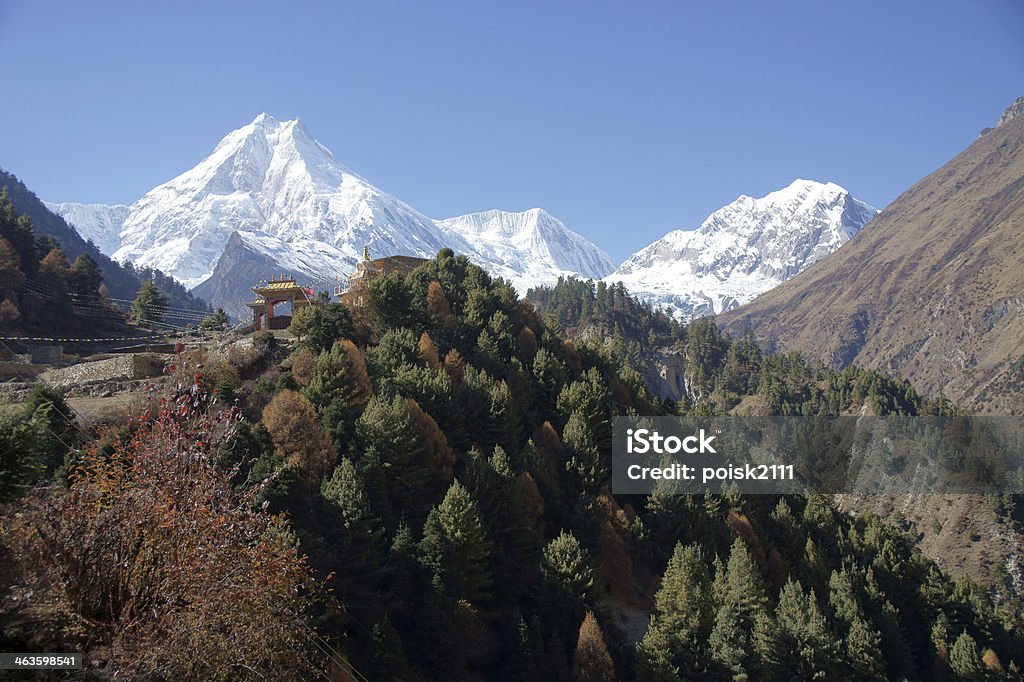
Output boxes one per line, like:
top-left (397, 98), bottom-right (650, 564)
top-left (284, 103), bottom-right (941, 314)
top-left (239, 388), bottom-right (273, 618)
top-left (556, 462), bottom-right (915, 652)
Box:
top-left (0, 190), bottom-right (209, 335)
top-left (0, 170), bottom-right (210, 323)
top-left (1, 250), bottom-right (1020, 680)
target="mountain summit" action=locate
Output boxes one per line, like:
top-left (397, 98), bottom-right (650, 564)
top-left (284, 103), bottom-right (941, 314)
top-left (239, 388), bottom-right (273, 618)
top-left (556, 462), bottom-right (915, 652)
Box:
top-left (47, 113), bottom-right (614, 316)
top-left (606, 179), bottom-right (878, 320)
top-left (721, 97), bottom-right (1024, 413)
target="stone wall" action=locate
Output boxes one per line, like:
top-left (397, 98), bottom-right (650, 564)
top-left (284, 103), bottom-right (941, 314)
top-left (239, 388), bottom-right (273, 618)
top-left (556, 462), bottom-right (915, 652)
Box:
top-left (41, 353), bottom-right (166, 387)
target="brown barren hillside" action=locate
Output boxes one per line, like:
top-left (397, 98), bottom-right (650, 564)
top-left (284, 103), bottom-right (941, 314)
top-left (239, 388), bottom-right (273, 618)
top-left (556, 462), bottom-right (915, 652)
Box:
top-left (721, 96), bottom-right (1024, 414)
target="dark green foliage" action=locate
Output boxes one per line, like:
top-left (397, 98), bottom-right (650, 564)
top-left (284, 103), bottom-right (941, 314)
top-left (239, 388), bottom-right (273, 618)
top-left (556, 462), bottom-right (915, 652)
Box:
top-left (949, 630), bottom-right (985, 680)
top-left (7, 249), bottom-right (1018, 680)
top-left (369, 272), bottom-right (419, 331)
top-left (0, 386), bottom-right (78, 501)
top-left (420, 479), bottom-right (493, 604)
top-left (541, 530), bottom-right (596, 643)
top-left (130, 279), bottom-right (168, 325)
top-left (201, 307), bottom-right (229, 330)
top-left (321, 459), bottom-right (391, 614)
top-left (71, 253), bottom-right (103, 301)
top-left (305, 340), bottom-right (370, 452)
top-left (293, 302), bottom-right (353, 354)
top-left (636, 543), bottom-right (713, 679)
top-left (216, 420), bottom-right (274, 484)
top-left (354, 394), bottom-right (433, 527)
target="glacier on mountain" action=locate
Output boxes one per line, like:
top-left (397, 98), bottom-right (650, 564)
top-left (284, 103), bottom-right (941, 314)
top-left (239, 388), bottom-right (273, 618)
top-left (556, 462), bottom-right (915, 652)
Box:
top-left (46, 113), bottom-right (614, 314)
top-left (42, 202), bottom-right (130, 255)
top-left (606, 180), bottom-right (878, 321)
top-left (46, 115), bottom-right (874, 324)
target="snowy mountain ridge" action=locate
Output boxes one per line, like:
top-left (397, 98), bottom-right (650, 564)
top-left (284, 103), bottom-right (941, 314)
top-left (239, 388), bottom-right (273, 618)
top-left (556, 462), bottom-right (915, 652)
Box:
top-left (605, 180), bottom-right (879, 320)
top-left (46, 115), bottom-right (876, 322)
top-left (46, 113), bottom-right (614, 315)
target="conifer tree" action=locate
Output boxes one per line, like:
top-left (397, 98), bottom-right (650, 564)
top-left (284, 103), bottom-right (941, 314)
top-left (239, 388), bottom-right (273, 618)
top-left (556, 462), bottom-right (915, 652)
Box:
top-left (305, 339), bottom-right (372, 452)
top-left (426, 280), bottom-right (454, 328)
top-left (773, 578), bottom-right (839, 679)
top-left (406, 398), bottom-right (454, 484)
top-left (443, 347), bottom-right (466, 382)
top-left (420, 479), bottom-right (493, 604)
top-left (637, 543), bottom-right (713, 679)
top-left (562, 410), bottom-right (607, 495)
top-left (557, 367), bottom-right (613, 452)
top-left (418, 331), bottom-right (441, 368)
top-left (321, 458), bottom-right (391, 616)
top-left (355, 394), bottom-right (433, 523)
top-left (846, 616), bottom-right (887, 680)
top-left (571, 611), bottom-right (616, 682)
top-left (371, 617), bottom-right (410, 681)
top-left (71, 253), bottom-right (103, 301)
top-left (709, 537), bottom-right (770, 677)
top-left (131, 279), bottom-right (167, 325)
top-left (949, 630), bottom-right (985, 681)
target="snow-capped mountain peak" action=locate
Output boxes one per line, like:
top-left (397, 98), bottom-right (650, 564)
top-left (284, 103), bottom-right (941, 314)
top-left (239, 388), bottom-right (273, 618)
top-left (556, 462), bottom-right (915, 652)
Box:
top-left (607, 179), bottom-right (878, 320)
top-left (437, 207), bottom-right (615, 291)
top-left (47, 114), bottom-right (614, 316)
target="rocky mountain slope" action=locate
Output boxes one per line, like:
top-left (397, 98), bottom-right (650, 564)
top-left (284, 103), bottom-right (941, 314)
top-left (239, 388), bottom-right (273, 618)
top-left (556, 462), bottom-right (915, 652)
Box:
top-left (605, 179), bottom-right (878, 320)
top-left (46, 114), bottom-right (614, 318)
top-left (721, 96), bottom-right (1024, 413)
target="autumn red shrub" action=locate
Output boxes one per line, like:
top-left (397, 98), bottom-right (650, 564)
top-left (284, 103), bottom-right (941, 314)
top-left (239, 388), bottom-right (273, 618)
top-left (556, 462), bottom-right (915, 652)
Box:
top-left (2, 386), bottom-right (327, 679)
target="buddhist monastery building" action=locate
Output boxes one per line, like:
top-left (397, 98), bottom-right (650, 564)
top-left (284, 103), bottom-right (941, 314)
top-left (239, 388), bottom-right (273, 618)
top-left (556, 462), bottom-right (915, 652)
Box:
top-left (336, 246), bottom-right (427, 307)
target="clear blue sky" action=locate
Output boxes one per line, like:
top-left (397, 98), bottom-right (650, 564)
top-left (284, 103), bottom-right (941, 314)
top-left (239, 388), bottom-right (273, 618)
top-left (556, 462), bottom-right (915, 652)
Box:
top-left (0, 0), bottom-right (1021, 263)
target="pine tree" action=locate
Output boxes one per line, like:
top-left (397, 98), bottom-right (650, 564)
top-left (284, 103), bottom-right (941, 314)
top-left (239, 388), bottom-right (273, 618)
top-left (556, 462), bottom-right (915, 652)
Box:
top-left (71, 253), bottom-right (103, 302)
top-left (708, 599), bottom-right (749, 679)
top-left (571, 611), bottom-right (616, 682)
top-left (371, 617), bottom-right (410, 681)
top-left (556, 368), bottom-right (613, 453)
top-left (562, 410), bottom-right (607, 495)
top-left (426, 280), bottom-right (454, 329)
top-left (709, 537), bottom-right (770, 678)
top-left (305, 339), bottom-right (372, 452)
top-left (443, 347), bottom-right (466, 382)
top-left (355, 394), bottom-right (433, 524)
top-left (131, 279), bottom-right (167, 325)
top-left (541, 530), bottom-right (596, 641)
top-left (773, 578), bottom-right (839, 679)
top-left (420, 480), bottom-right (493, 604)
top-left (321, 458), bottom-right (391, 616)
top-left (637, 543), bottom-right (713, 679)
top-left (418, 331), bottom-right (441, 368)
top-left (846, 616), bottom-right (886, 680)
top-left (949, 630), bottom-right (985, 681)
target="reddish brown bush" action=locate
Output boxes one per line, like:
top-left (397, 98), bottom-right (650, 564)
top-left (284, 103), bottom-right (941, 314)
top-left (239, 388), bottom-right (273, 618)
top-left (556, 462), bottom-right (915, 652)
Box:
top-left (262, 389), bottom-right (336, 479)
top-left (443, 348), bottom-right (466, 382)
top-left (418, 331), bottom-right (441, 369)
top-left (408, 398), bottom-right (454, 483)
top-left (2, 396), bottom-right (326, 679)
top-left (291, 346), bottom-right (315, 387)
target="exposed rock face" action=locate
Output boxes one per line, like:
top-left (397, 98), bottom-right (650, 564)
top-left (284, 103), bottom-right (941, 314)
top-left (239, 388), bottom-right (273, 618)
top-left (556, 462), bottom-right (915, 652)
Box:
top-left (998, 95), bottom-right (1024, 128)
